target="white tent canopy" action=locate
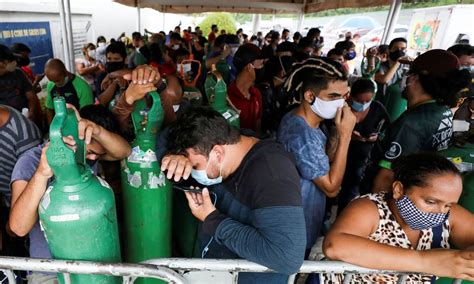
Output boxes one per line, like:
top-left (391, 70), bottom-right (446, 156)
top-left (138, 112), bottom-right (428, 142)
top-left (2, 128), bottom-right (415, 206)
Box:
top-left (58, 0), bottom-right (405, 71)
top-left (113, 0), bottom-right (401, 14)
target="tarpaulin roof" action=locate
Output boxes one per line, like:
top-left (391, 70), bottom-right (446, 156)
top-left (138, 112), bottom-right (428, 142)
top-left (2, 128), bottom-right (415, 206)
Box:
top-left (113, 0), bottom-right (398, 14)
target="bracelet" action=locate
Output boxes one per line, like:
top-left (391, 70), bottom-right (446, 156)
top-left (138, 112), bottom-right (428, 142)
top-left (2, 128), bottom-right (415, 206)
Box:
top-left (156, 80), bottom-right (167, 93)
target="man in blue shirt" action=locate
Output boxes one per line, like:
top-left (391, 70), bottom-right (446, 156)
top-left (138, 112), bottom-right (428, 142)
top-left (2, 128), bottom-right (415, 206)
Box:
top-left (277, 58), bottom-right (356, 257)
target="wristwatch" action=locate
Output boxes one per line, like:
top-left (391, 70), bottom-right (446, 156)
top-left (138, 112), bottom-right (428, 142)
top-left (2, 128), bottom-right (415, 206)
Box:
top-left (156, 79), bottom-right (167, 93)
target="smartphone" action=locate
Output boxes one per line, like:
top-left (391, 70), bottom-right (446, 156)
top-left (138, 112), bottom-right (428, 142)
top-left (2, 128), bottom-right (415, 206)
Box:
top-left (173, 184), bottom-right (203, 194)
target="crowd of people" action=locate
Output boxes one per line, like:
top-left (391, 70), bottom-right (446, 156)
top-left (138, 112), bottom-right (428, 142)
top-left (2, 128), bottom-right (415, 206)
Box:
top-left (0, 21), bottom-right (473, 284)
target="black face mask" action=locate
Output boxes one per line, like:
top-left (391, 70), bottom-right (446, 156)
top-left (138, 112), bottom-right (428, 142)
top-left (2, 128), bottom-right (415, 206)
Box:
top-left (254, 68), bottom-right (265, 84)
top-left (389, 49), bottom-right (405, 62)
top-left (17, 56), bottom-right (30, 67)
top-left (106, 61), bottom-right (125, 73)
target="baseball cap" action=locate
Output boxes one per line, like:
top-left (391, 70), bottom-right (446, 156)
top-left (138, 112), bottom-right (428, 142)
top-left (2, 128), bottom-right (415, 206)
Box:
top-left (411, 49), bottom-right (460, 78)
top-left (0, 44), bottom-right (15, 61)
top-left (233, 43), bottom-right (263, 71)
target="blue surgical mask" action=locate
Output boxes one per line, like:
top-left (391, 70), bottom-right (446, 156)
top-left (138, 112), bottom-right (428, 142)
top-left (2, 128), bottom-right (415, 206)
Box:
top-left (351, 99), bottom-right (371, 112)
top-left (345, 50), bottom-right (356, 61)
top-left (395, 195), bottom-right (449, 230)
top-left (191, 153), bottom-right (223, 186)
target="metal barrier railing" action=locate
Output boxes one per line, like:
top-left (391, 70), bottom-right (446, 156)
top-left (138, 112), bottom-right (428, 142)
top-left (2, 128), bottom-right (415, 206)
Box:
top-left (0, 256), bottom-right (462, 284)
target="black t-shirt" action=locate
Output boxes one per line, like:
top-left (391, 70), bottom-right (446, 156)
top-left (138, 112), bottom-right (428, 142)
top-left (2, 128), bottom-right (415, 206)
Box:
top-left (348, 101), bottom-right (390, 164)
top-left (0, 69), bottom-right (33, 111)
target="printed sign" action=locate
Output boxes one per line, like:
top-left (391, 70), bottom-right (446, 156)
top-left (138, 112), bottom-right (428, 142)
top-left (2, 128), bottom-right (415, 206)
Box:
top-left (0, 22), bottom-right (54, 74)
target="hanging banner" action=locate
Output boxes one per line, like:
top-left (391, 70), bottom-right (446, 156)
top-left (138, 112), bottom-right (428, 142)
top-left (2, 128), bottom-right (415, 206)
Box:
top-left (0, 22), bottom-right (54, 74)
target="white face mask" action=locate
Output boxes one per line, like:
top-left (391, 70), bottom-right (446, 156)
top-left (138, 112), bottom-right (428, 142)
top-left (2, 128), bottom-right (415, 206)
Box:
top-left (6, 61), bottom-right (17, 72)
top-left (98, 42), bottom-right (106, 47)
top-left (172, 44), bottom-right (180, 50)
top-left (310, 97), bottom-right (345, 119)
top-left (230, 47), bottom-right (239, 56)
top-left (172, 104), bottom-right (180, 112)
top-left (88, 49), bottom-right (96, 59)
top-left (177, 63), bottom-right (192, 74)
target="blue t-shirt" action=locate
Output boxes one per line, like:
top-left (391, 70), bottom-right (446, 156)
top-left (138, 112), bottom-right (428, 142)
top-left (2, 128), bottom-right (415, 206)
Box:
top-left (277, 112), bottom-right (329, 249)
top-left (10, 145), bottom-right (98, 259)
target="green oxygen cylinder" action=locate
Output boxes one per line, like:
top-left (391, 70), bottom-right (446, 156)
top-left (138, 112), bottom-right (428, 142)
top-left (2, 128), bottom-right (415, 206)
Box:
top-left (121, 92), bottom-right (172, 284)
top-left (205, 65), bottom-right (240, 128)
top-left (438, 143), bottom-right (474, 284)
top-left (39, 97), bottom-right (121, 284)
top-left (440, 143), bottom-right (474, 213)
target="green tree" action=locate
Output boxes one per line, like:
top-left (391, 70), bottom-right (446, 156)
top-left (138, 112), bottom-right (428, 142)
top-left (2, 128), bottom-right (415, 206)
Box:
top-left (199, 12), bottom-right (238, 37)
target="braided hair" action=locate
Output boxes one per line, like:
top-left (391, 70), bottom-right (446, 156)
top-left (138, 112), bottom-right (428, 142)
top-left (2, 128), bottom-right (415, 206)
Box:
top-left (283, 57), bottom-right (348, 103)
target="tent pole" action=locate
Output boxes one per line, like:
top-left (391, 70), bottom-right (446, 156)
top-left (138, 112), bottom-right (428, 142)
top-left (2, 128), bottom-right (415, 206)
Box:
top-left (64, 0), bottom-right (75, 72)
top-left (58, 0), bottom-right (70, 70)
top-left (383, 0), bottom-right (402, 44)
top-left (297, 0), bottom-right (307, 33)
top-left (272, 10), bottom-right (276, 29)
top-left (381, 0), bottom-right (396, 43)
top-left (137, 0), bottom-right (141, 33)
top-left (252, 14), bottom-right (261, 36)
top-left (297, 13), bottom-right (305, 32)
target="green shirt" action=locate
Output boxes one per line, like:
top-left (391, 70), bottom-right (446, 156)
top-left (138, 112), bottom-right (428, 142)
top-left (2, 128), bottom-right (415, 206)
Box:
top-left (45, 75), bottom-right (94, 110)
top-left (379, 100), bottom-right (453, 169)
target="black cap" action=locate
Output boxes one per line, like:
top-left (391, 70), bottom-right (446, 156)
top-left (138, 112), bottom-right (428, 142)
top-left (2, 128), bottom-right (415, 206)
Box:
top-left (0, 44), bottom-right (15, 61)
top-left (233, 43), bottom-right (263, 71)
top-left (277, 41), bottom-right (297, 54)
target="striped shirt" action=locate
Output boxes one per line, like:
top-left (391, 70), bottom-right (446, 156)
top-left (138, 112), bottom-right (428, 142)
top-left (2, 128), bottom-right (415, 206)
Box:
top-left (0, 105), bottom-right (42, 198)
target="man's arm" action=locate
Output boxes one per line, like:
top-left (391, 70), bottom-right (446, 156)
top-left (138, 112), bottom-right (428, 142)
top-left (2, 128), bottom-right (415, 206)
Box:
top-left (9, 147), bottom-right (52, 237)
top-left (98, 80), bottom-right (120, 106)
top-left (80, 118), bottom-right (131, 161)
top-left (205, 46), bottom-right (231, 69)
top-left (313, 106), bottom-right (356, 197)
top-left (374, 61), bottom-right (400, 84)
top-left (25, 90), bottom-right (43, 125)
top-left (76, 61), bottom-right (100, 77)
top-left (186, 183), bottom-right (306, 275)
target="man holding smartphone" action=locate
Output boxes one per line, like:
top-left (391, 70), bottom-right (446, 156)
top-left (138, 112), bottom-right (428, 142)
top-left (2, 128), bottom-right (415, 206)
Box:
top-left (161, 107), bottom-right (306, 284)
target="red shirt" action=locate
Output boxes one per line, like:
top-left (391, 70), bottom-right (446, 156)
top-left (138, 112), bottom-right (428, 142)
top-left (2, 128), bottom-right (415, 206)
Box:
top-left (208, 32), bottom-right (216, 44)
top-left (21, 66), bottom-right (34, 82)
top-left (227, 81), bottom-right (262, 132)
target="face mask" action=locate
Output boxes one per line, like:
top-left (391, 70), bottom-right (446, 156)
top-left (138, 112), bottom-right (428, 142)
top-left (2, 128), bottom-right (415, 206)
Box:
top-left (460, 65), bottom-right (474, 73)
top-left (6, 61), bottom-right (17, 72)
top-left (98, 42), bottom-right (106, 47)
top-left (172, 104), bottom-right (180, 112)
top-left (400, 74), bottom-right (413, 99)
top-left (254, 67), bottom-right (265, 83)
top-left (345, 50), bottom-right (356, 61)
top-left (177, 63), bottom-right (192, 74)
top-left (191, 152), bottom-right (223, 186)
top-left (389, 49), bottom-right (405, 62)
top-left (310, 96), bottom-right (345, 119)
top-left (17, 56), bottom-right (30, 67)
top-left (172, 44), bottom-right (180, 50)
top-left (252, 40), bottom-right (259, 46)
top-left (351, 99), bottom-right (371, 112)
top-left (395, 195), bottom-right (449, 230)
top-left (230, 47), bottom-right (239, 57)
top-left (88, 49), bottom-right (96, 59)
top-left (106, 61), bottom-right (125, 73)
